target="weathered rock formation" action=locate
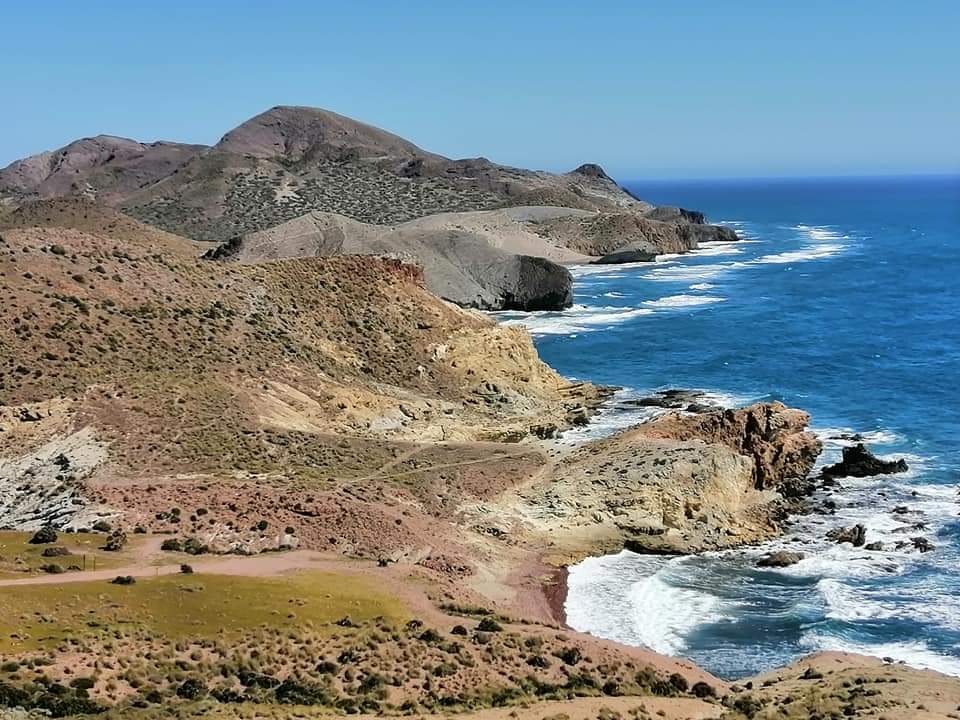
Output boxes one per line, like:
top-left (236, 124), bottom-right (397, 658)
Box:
top-left (635, 402), bottom-right (822, 491)
top-left (492, 401), bottom-right (821, 559)
top-left (756, 551), bottom-right (804, 567)
top-left (821, 443), bottom-right (909, 478)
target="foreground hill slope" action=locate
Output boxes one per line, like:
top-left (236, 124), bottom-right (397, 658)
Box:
top-left (0, 209), bottom-right (955, 719)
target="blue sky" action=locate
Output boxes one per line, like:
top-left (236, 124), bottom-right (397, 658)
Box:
top-left (3, 1), bottom-right (957, 179)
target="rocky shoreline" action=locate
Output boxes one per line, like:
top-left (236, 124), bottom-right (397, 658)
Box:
top-left (526, 388), bottom-right (918, 651)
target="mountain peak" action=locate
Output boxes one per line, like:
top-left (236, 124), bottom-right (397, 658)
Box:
top-left (214, 105), bottom-right (433, 163)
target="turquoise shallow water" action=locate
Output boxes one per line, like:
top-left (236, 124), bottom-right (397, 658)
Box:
top-left (498, 176), bottom-right (960, 679)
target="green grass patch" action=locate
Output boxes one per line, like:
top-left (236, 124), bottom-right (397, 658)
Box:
top-left (0, 531), bottom-right (139, 578)
top-left (0, 570), bottom-right (407, 654)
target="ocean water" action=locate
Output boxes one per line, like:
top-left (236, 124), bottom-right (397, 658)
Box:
top-left (498, 176), bottom-right (960, 679)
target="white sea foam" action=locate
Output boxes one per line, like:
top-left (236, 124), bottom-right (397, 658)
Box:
top-left (799, 633), bottom-right (960, 677)
top-left (500, 305), bottom-right (653, 336)
top-left (795, 224), bottom-right (849, 241)
top-left (691, 242), bottom-right (744, 257)
top-left (689, 282), bottom-right (716, 291)
top-left (817, 578), bottom-right (960, 632)
top-left (603, 291), bottom-right (626, 298)
top-left (643, 294), bottom-right (726, 309)
top-left (752, 244), bottom-right (847, 265)
top-left (812, 426), bottom-right (902, 447)
top-left (626, 574), bottom-right (728, 655)
top-left (641, 263), bottom-right (731, 282)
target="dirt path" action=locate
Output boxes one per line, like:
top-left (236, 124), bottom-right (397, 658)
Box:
top-left (0, 548), bottom-right (330, 587)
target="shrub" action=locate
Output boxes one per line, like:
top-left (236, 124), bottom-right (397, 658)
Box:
top-left (160, 538), bottom-right (182, 552)
top-left (557, 646), bottom-right (582, 666)
top-left (41, 563), bottom-right (65, 574)
top-left (183, 537), bottom-right (209, 555)
top-left (418, 629), bottom-right (442, 643)
top-left (451, 625), bottom-right (468, 636)
top-left (526, 654), bottom-right (551, 669)
top-left (110, 575), bottom-right (136, 585)
top-left (180, 564), bottom-right (194, 574)
top-left (41, 546), bottom-right (70, 557)
top-left (477, 617), bottom-right (502, 632)
top-left (432, 663), bottom-right (457, 677)
top-left (211, 687), bottom-right (244, 703)
top-left (92, 520), bottom-right (112, 533)
top-left (274, 679), bottom-right (329, 705)
top-left (69, 677), bottom-right (96, 691)
top-left (176, 678), bottom-right (207, 700)
top-left (29, 526), bottom-right (58, 544)
top-left (103, 530), bottom-right (127, 552)
top-left (669, 672), bottom-right (689, 693)
top-left (691, 681), bottom-right (716, 698)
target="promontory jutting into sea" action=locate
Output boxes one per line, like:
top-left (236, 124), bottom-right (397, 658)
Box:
top-left (1, 4), bottom-right (957, 715)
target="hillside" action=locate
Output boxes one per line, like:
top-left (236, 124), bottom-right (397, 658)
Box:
top-left (208, 204), bottom-right (739, 309)
top-left (1, 106), bottom-right (649, 242)
top-left (0, 135), bottom-right (206, 205)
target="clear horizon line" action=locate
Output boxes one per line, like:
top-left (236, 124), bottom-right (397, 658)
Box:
top-left (614, 171), bottom-right (960, 184)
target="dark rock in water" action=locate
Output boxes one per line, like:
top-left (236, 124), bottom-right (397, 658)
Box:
top-left (629, 389), bottom-right (717, 411)
top-left (911, 537), bottom-right (935, 553)
top-left (827, 523), bottom-right (867, 547)
top-left (821, 443), bottom-right (908, 479)
top-left (828, 432), bottom-right (865, 442)
top-left (864, 541), bottom-right (885, 551)
top-left (756, 551), bottom-right (804, 567)
top-left (500, 255), bottom-right (574, 311)
top-left (592, 242), bottom-right (657, 264)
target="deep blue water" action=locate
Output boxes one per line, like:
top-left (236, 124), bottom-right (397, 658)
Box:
top-left (502, 176), bottom-right (960, 678)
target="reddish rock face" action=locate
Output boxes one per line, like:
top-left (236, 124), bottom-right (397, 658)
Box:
top-left (637, 402), bottom-right (823, 490)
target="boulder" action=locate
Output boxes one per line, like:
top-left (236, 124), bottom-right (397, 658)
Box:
top-left (592, 241), bottom-right (657, 264)
top-left (911, 537), bottom-right (935, 553)
top-left (756, 551), bottom-right (804, 567)
top-left (821, 444), bottom-right (908, 479)
top-left (827, 523), bottom-right (867, 547)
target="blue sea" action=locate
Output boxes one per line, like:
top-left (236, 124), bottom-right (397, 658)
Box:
top-left (500, 175), bottom-right (960, 679)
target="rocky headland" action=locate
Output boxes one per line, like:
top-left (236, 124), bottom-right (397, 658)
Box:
top-left (0, 109), bottom-right (954, 720)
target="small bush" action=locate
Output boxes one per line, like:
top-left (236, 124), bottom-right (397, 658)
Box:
top-left (557, 646), bottom-right (582, 666)
top-left (103, 530), bottom-right (127, 552)
top-left (41, 546), bottom-right (71, 557)
top-left (180, 564), bottom-right (194, 574)
top-left (110, 575), bottom-right (136, 585)
top-left (669, 672), bottom-right (689, 693)
top-left (29, 526), bottom-right (58, 544)
top-left (176, 678), bottom-right (207, 700)
top-left (691, 681), bottom-right (716, 698)
top-left (160, 538), bottom-right (182, 552)
top-left (477, 617), bottom-right (502, 632)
